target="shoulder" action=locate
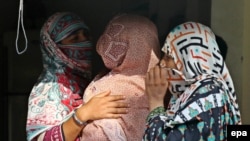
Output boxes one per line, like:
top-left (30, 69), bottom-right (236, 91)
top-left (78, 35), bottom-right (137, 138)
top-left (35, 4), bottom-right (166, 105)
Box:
top-left (193, 76), bottom-right (226, 95)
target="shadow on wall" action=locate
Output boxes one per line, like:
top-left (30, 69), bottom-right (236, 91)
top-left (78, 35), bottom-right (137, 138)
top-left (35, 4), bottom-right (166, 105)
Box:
top-left (8, 95), bottom-right (29, 141)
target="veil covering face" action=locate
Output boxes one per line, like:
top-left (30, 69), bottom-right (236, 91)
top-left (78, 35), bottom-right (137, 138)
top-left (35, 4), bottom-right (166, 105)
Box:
top-left (26, 12), bottom-right (93, 141)
top-left (81, 14), bottom-right (160, 141)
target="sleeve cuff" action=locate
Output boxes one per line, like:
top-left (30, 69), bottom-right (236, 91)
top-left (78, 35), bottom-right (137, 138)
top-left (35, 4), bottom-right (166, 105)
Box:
top-left (146, 106), bottom-right (166, 121)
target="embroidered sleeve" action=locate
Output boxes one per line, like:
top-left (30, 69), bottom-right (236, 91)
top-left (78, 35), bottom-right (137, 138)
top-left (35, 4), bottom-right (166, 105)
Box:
top-left (146, 106), bottom-right (166, 122)
top-left (43, 124), bottom-right (65, 141)
top-left (144, 106), bottom-right (167, 141)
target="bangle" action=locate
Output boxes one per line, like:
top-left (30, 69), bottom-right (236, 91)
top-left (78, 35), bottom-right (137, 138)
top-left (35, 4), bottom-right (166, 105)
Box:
top-left (72, 109), bottom-right (88, 126)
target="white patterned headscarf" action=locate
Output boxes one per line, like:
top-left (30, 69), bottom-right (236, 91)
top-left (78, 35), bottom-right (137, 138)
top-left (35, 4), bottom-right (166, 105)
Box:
top-left (161, 21), bottom-right (241, 125)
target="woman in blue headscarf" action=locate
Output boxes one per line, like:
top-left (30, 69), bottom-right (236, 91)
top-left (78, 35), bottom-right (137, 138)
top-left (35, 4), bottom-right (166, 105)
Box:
top-left (26, 12), bottom-right (129, 141)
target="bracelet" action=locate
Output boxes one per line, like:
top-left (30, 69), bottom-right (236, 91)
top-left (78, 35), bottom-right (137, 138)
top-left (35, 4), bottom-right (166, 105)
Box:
top-left (72, 109), bottom-right (88, 126)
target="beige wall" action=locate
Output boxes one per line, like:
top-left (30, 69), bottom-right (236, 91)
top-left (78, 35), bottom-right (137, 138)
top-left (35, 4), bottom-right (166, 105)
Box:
top-left (211, 0), bottom-right (250, 124)
top-left (242, 0), bottom-right (250, 124)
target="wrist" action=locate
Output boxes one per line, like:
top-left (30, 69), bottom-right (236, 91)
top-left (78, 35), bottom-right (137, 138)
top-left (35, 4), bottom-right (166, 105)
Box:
top-left (149, 100), bottom-right (164, 112)
top-left (72, 109), bottom-right (89, 127)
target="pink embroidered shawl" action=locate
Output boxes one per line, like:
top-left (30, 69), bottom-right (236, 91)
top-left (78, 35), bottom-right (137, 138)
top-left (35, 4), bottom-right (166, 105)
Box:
top-left (81, 14), bottom-right (160, 141)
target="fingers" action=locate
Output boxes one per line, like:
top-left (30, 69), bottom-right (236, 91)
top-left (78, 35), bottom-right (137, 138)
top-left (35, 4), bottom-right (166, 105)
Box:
top-left (95, 90), bottom-right (126, 102)
top-left (153, 66), bottom-right (161, 85)
top-left (104, 108), bottom-right (129, 119)
top-left (160, 67), bottom-right (168, 85)
top-left (109, 108), bottom-right (128, 114)
top-left (147, 67), bottom-right (155, 85)
top-left (95, 90), bottom-right (111, 97)
top-left (103, 95), bottom-right (126, 102)
top-left (104, 114), bottom-right (123, 119)
top-left (94, 93), bottom-right (129, 109)
top-left (99, 104), bottom-right (129, 119)
top-left (83, 97), bottom-right (129, 120)
top-left (106, 101), bottom-right (129, 108)
top-left (146, 66), bottom-right (167, 86)
top-left (103, 97), bottom-right (129, 116)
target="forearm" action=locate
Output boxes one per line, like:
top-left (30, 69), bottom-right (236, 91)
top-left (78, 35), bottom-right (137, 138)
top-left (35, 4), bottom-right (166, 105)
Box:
top-left (41, 125), bottom-right (64, 141)
top-left (149, 101), bottom-right (164, 112)
top-left (148, 90), bottom-right (172, 112)
top-left (36, 116), bottom-right (84, 141)
top-left (62, 108), bottom-right (90, 141)
top-left (62, 116), bottom-right (84, 141)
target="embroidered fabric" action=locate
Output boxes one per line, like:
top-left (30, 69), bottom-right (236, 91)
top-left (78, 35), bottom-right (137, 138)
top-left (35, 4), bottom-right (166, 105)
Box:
top-left (81, 14), bottom-right (161, 141)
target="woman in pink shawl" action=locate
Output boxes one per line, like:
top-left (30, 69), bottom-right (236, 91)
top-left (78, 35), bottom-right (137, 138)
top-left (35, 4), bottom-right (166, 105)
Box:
top-left (80, 14), bottom-right (161, 141)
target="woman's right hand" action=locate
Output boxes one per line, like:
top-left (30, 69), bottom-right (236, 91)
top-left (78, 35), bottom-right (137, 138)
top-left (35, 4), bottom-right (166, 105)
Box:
top-left (77, 91), bottom-right (129, 122)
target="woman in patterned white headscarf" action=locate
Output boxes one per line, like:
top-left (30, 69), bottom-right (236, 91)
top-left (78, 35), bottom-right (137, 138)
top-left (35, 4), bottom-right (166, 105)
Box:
top-left (80, 14), bottom-right (161, 141)
top-left (26, 12), bottom-right (129, 141)
top-left (143, 21), bottom-right (241, 141)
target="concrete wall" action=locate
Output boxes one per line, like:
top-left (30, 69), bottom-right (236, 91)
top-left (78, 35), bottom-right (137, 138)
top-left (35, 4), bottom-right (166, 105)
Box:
top-left (211, 0), bottom-right (250, 124)
top-left (242, 0), bottom-right (250, 124)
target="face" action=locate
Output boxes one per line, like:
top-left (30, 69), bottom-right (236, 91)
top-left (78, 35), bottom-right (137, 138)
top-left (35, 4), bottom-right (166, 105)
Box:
top-left (60, 29), bottom-right (88, 45)
top-left (159, 54), bottom-right (177, 69)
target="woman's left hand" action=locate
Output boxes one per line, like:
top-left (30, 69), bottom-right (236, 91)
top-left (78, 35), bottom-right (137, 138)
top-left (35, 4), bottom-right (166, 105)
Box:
top-left (77, 91), bottom-right (129, 122)
top-left (146, 66), bottom-right (169, 111)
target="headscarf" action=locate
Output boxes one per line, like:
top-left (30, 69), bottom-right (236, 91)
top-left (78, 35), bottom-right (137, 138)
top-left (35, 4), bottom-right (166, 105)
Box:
top-left (161, 21), bottom-right (241, 126)
top-left (81, 14), bottom-right (160, 141)
top-left (26, 12), bottom-right (92, 141)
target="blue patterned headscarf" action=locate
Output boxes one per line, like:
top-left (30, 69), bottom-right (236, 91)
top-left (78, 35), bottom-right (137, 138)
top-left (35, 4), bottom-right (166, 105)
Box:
top-left (26, 12), bottom-right (92, 141)
top-left (48, 12), bottom-right (89, 43)
top-left (40, 12), bottom-right (92, 75)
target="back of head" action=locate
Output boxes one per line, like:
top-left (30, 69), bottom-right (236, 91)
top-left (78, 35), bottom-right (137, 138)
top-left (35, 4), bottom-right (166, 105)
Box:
top-left (96, 14), bottom-right (160, 75)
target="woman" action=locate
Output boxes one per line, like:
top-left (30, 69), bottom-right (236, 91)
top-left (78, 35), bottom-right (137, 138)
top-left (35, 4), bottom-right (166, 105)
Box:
top-left (26, 12), bottom-right (129, 141)
top-left (80, 14), bottom-right (161, 141)
top-left (143, 21), bottom-right (241, 141)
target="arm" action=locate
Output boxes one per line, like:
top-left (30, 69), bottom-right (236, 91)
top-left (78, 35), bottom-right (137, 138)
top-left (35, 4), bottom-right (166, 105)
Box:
top-left (144, 77), bottom-right (240, 141)
top-left (32, 91), bottom-right (128, 141)
top-left (142, 66), bottom-right (169, 140)
top-left (62, 91), bottom-right (129, 141)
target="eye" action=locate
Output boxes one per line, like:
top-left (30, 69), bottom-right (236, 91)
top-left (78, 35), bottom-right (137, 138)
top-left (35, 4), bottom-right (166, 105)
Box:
top-left (70, 35), bottom-right (79, 42)
top-left (69, 31), bottom-right (85, 42)
top-left (60, 29), bottom-right (88, 44)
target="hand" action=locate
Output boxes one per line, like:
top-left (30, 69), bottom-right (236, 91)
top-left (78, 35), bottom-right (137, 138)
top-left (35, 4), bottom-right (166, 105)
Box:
top-left (77, 91), bottom-right (129, 121)
top-left (146, 66), bottom-right (169, 111)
